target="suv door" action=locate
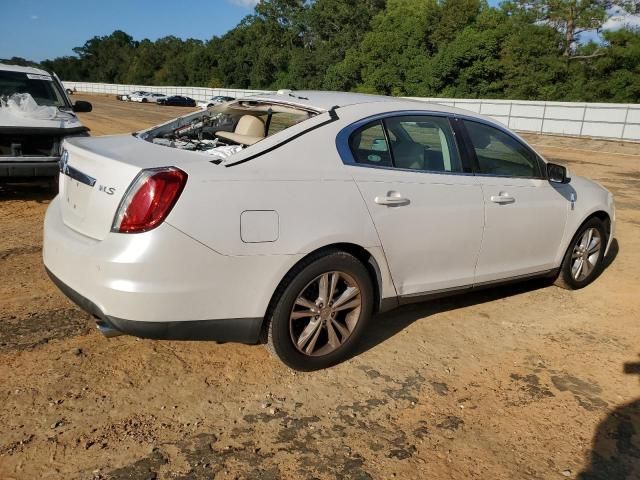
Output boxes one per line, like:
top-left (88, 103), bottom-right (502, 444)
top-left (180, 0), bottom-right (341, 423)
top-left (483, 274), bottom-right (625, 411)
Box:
top-left (340, 114), bottom-right (484, 296)
top-left (459, 119), bottom-right (568, 283)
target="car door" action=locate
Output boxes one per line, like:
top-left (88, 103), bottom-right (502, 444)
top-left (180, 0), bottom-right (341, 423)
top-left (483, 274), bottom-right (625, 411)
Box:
top-left (459, 118), bottom-right (568, 283)
top-left (341, 114), bottom-right (485, 296)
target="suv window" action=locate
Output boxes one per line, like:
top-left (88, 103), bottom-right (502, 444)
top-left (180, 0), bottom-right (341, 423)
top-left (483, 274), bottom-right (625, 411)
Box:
top-left (349, 121), bottom-right (393, 167)
top-left (463, 120), bottom-right (542, 178)
top-left (384, 116), bottom-right (462, 172)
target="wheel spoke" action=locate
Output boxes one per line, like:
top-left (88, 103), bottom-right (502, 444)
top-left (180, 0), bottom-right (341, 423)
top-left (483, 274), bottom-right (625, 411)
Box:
top-left (295, 297), bottom-right (317, 312)
top-left (587, 236), bottom-right (601, 255)
top-left (318, 274), bottom-right (329, 304)
top-left (291, 309), bottom-right (316, 320)
top-left (332, 286), bottom-right (359, 309)
top-left (580, 231), bottom-right (590, 249)
top-left (585, 229), bottom-right (593, 249)
top-left (332, 298), bottom-right (361, 313)
top-left (326, 319), bottom-right (340, 348)
top-left (572, 258), bottom-right (584, 279)
top-left (582, 257), bottom-right (593, 276)
top-left (328, 272), bottom-right (339, 303)
top-left (304, 321), bottom-right (323, 355)
top-left (331, 318), bottom-right (351, 338)
top-left (297, 319), bottom-right (321, 351)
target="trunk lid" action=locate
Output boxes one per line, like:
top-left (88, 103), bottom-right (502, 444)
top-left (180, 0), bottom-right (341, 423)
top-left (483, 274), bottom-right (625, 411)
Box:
top-left (59, 134), bottom-right (201, 240)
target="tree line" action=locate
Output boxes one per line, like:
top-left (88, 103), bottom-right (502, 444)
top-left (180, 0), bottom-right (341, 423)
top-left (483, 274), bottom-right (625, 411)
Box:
top-left (23, 0), bottom-right (640, 102)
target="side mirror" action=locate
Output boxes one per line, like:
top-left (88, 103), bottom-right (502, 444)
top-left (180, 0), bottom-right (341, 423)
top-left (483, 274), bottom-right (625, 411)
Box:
top-left (73, 101), bottom-right (92, 113)
top-left (547, 162), bottom-right (570, 184)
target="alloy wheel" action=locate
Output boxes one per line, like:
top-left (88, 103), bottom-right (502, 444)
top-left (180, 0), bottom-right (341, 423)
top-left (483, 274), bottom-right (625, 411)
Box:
top-left (289, 271), bottom-right (362, 357)
top-left (571, 227), bottom-right (602, 281)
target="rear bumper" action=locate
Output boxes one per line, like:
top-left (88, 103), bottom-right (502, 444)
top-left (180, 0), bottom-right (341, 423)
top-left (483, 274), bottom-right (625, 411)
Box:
top-left (43, 197), bottom-right (302, 341)
top-left (46, 267), bottom-right (263, 342)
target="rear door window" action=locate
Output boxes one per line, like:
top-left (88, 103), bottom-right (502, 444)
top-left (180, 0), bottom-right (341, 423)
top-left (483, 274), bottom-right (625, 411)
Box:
top-left (383, 116), bottom-right (462, 172)
top-left (348, 121), bottom-right (393, 167)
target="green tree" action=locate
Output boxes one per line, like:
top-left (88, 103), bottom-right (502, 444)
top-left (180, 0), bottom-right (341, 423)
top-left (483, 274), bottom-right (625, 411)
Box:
top-left (504, 0), bottom-right (606, 56)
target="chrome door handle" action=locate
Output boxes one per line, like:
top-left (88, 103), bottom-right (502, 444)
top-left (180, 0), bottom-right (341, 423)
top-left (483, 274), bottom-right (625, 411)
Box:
top-left (374, 191), bottom-right (410, 206)
top-left (490, 193), bottom-right (515, 204)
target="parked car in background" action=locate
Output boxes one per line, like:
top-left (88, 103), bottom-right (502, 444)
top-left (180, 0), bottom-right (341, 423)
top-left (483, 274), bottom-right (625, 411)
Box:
top-left (130, 92), bottom-right (167, 103)
top-left (157, 95), bottom-right (196, 107)
top-left (127, 91), bottom-right (151, 102)
top-left (197, 95), bottom-right (235, 109)
top-left (0, 63), bottom-right (92, 178)
top-left (43, 91), bottom-right (615, 371)
top-left (117, 91), bottom-right (147, 102)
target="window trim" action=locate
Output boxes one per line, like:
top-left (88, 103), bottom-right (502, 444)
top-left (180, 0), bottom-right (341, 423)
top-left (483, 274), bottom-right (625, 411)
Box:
top-left (336, 110), bottom-right (473, 176)
top-left (456, 115), bottom-right (547, 180)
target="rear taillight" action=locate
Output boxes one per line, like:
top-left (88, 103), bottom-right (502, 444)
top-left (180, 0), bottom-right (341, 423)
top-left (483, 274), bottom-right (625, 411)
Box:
top-left (112, 167), bottom-right (187, 234)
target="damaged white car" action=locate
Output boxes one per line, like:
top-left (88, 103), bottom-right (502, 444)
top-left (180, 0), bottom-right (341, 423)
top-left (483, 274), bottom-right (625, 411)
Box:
top-left (43, 90), bottom-right (615, 370)
top-left (0, 63), bottom-right (92, 178)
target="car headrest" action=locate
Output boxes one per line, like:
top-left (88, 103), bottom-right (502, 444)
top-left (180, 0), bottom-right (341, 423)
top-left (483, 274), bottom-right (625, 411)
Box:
top-left (467, 124), bottom-right (492, 149)
top-left (235, 115), bottom-right (265, 137)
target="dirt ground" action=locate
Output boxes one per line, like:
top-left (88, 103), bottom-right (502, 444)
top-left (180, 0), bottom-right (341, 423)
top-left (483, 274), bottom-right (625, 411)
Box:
top-left (0, 94), bottom-right (639, 480)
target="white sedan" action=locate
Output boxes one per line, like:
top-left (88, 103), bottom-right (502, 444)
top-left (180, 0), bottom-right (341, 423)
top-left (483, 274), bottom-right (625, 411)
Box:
top-left (197, 95), bottom-right (236, 109)
top-left (43, 91), bottom-right (615, 370)
top-left (129, 92), bottom-right (167, 103)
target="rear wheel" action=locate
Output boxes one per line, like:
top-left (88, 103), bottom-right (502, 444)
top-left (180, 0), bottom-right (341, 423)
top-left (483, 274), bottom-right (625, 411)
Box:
top-left (555, 218), bottom-right (607, 290)
top-left (265, 250), bottom-right (374, 371)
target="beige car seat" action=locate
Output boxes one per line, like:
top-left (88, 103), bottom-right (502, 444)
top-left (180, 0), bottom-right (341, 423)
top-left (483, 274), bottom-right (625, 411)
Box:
top-left (216, 115), bottom-right (265, 145)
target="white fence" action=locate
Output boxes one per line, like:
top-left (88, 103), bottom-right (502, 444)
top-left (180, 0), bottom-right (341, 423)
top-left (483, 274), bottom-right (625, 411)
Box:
top-left (407, 97), bottom-right (640, 142)
top-left (62, 81), bottom-right (640, 142)
top-left (62, 81), bottom-right (270, 103)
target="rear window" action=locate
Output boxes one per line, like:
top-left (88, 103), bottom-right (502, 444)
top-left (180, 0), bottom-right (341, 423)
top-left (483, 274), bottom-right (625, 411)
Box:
top-left (0, 71), bottom-right (67, 107)
top-left (266, 112), bottom-right (310, 136)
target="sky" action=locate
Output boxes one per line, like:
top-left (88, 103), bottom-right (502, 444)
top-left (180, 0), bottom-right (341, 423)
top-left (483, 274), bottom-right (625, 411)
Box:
top-left (0, 0), bottom-right (638, 62)
top-left (0, 0), bottom-right (259, 62)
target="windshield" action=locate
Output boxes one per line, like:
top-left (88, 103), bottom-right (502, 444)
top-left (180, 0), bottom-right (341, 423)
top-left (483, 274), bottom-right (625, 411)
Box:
top-left (0, 70), bottom-right (68, 107)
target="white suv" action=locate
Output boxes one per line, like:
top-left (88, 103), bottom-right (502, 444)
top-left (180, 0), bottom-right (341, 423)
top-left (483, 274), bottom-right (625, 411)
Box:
top-left (0, 63), bottom-right (92, 178)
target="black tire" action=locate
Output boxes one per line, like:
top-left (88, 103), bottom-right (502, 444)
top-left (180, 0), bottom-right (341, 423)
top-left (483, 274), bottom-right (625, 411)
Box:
top-left (142, 98), bottom-right (148, 103)
top-left (265, 250), bottom-right (374, 371)
top-left (555, 217), bottom-right (608, 290)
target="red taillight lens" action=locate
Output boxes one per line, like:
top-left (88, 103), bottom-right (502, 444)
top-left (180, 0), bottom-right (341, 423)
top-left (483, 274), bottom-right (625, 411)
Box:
top-left (112, 167), bottom-right (187, 234)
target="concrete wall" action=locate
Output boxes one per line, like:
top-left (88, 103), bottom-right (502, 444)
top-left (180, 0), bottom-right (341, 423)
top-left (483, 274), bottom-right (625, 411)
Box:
top-left (63, 81), bottom-right (640, 142)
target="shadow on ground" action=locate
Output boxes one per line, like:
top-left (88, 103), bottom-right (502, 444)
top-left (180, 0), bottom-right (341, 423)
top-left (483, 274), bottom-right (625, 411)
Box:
top-left (0, 179), bottom-right (57, 202)
top-left (578, 358), bottom-right (640, 480)
top-left (354, 239), bottom-right (619, 359)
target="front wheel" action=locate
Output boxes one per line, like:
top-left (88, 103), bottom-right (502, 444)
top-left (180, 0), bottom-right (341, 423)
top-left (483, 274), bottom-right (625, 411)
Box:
top-left (555, 217), bottom-right (608, 290)
top-left (265, 250), bottom-right (374, 371)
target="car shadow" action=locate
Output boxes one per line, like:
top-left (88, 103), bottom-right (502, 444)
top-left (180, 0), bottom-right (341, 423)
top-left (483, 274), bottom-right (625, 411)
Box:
top-left (353, 238), bottom-right (619, 359)
top-left (578, 358), bottom-right (640, 480)
top-left (0, 180), bottom-right (56, 202)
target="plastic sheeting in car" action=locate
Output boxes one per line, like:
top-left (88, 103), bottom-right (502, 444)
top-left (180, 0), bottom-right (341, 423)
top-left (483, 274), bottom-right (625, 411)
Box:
top-left (0, 93), bottom-right (59, 120)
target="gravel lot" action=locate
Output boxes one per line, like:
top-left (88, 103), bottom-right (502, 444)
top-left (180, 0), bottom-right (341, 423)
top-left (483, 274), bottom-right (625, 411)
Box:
top-left (1, 94), bottom-right (638, 480)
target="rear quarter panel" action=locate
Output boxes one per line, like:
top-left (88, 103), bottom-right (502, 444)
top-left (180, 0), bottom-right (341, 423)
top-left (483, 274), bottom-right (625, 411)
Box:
top-left (166, 125), bottom-right (382, 256)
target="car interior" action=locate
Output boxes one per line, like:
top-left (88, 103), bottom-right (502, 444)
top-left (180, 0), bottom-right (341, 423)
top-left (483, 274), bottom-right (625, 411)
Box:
top-left (349, 118), bottom-right (461, 173)
top-left (464, 120), bottom-right (540, 177)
